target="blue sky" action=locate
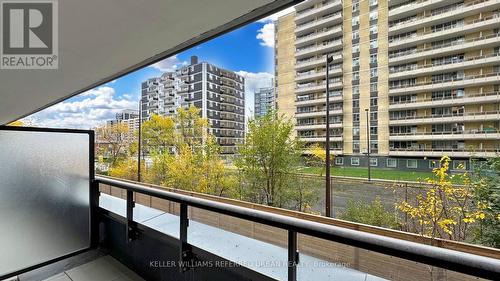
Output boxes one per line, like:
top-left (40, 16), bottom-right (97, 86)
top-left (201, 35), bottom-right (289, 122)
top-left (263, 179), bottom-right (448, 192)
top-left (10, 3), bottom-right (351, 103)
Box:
top-left (27, 8), bottom-right (295, 129)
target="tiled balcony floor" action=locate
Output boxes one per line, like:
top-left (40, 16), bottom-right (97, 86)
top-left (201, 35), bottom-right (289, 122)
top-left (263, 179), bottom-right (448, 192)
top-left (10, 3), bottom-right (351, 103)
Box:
top-left (42, 256), bottom-right (144, 281)
top-left (100, 193), bottom-right (386, 281)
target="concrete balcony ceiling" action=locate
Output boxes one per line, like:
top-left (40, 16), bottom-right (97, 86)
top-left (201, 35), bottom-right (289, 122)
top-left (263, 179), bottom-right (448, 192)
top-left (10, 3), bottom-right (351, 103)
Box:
top-left (0, 0), bottom-right (293, 125)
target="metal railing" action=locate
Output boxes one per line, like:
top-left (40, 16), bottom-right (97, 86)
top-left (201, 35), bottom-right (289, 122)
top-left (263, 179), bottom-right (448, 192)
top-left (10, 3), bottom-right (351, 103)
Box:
top-left (95, 176), bottom-right (500, 280)
top-left (389, 129), bottom-right (500, 136)
top-left (389, 110), bottom-right (500, 121)
top-left (389, 72), bottom-right (500, 90)
top-left (389, 0), bottom-right (489, 28)
top-left (389, 53), bottom-right (500, 74)
top-left (389, 91), bottom-right (499, 105)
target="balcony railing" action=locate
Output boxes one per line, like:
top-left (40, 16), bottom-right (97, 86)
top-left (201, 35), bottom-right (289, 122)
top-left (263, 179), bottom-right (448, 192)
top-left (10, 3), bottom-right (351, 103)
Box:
top-left (95, 176), bottom-right (500, 281)
top-left (296, 11), bottom-right (342, 32)
top-left (389, 91), bottom-right (499, 105)
top-left (389, 129), bottom-right (500, 136)
top-left (389, 15), bottom-right (500, 46)
top-left (389, 0), bottom-right (490, 28)
top-left (389, 53), bottom-right (500, 74)
top-left (389, 110), bottom-right (500, 121)
top-left (389, 72), bottom-right (500, 90)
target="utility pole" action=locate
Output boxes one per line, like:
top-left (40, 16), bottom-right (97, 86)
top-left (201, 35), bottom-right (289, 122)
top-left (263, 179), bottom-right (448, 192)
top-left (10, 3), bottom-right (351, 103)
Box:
top-left (365, 108), bottom-right (371, 181)
top-left (325, 54), bottom-right (333, 217)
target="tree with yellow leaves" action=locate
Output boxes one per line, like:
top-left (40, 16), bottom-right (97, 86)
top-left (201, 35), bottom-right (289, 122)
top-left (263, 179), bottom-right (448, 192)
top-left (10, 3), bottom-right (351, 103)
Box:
top-left (144, 105), bottom-right (236, 197)
top-left (309, 143), bottom-right (334, 176)
top-left (397, 156), bottom-right (492, 242)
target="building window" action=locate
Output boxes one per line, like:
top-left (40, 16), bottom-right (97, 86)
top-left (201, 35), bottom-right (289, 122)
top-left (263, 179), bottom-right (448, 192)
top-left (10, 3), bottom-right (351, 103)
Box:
top-left (352, 1), bottom-right (359, 12)
top-left (352, 30), bottom-right (359, 40)
top-left (370, 25), bottom-right (378, 35)
top-left (429, 160), bottom-right (439, 169)
top-left (407, 159), bottom-right (418, 169)
top-left (352, 16), bottom-right (359, 26)
top-left (351, 157), bottom-right (360, 166)
top-left (353, 113), bottom-right (360, 122)
top-left (370, 53), bottom-right (377, 63)
top-left (352, 43), bottom-right (360, 53)
top-left (453, 160), bottom-right (467, 170)
top-left (353, 57), bottom-right (359, 67)
top-left (370, 158), bottom-right (378, 167)
top-left (369, 11), bottom-right (378, 21)
top-left (370, 68), bottom-right (378, 78)
top-left (370, 39), bottom-right (378, 49)
top-left (370, 0), bottom-right (378, 6)
top-left (335, 157), bottom-right (344, 165)
top-left (387, 158), bottom-right (397, 168)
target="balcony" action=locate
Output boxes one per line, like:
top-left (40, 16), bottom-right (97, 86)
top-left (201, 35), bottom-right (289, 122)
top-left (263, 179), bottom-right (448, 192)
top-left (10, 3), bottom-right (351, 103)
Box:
top-left (298, 134), bottom-right (343, 142)
top-left (389, 53), bottom-right (500, 80)
top-left (296, 80), bottom-right (343, 94)
top-left (389, 33), bottom-right (500, 64)
top-left (295, 65), bottom-right (342, 83)
top-left (389, 110), bottom-right (500, 125)
top-left (389, 72), bottom-right (500, 95)
top-left (388, 15), bottom-right (500, 50)
top-left (296, 93), bottom-right (343, 106)
top-left (389, 0), bottom-right (463, 19)
top-left (0, 127), bottom-right (499, 281)
top-left (388, 0), bottom-right (500, 35)
top-left (296, 122), bottom-right (343, 130)
top-left (389, 129), bottom-right (500, 141)
top-left (295, 53), bottom-right (343, 71)
top-left (295, 12), bottom-right (342, 35)
top-left (295, 26), bottom-right (343, 47)
top-left (389, 147), bottom-right (500, 157)
top-left (295, 39), bottom-right (342, 58)
top-left (295, 108), bottom-right (343, 118)
top-left (389, 91), bottom-right (500, 110)
top-left (295, 0), bottom-right (343, 24)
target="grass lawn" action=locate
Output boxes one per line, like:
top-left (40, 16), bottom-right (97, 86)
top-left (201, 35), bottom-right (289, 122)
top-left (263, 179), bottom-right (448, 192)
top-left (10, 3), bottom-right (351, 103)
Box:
top-left (298, 166), bottom-right (437, 182)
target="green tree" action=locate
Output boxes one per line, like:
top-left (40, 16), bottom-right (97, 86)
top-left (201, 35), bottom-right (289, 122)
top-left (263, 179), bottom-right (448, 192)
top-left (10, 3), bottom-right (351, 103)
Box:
top-left (471, 157), bottom-right (500, 247)
top-left (340, 197), bottom-right (398, 229)
top-left (235, 111), bottom-right (305, 208)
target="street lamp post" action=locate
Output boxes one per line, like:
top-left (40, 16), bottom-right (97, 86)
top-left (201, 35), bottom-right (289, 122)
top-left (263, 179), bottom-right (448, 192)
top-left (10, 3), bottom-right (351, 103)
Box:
top-left (137, 99), bottom-right (143, 182)
top-left (325, 54), bottom-right (333, 217)
top-left (365, 108), bottom-right (371, 181)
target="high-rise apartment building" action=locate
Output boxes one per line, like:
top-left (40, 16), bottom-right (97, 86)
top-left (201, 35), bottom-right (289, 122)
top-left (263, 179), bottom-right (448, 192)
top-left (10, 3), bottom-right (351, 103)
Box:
top-left (141, 56), bottom-right (245, 154)
top-left (276, 0), bottom-right (500, 170)
top-left (254, 86), bottom-right (276, 118)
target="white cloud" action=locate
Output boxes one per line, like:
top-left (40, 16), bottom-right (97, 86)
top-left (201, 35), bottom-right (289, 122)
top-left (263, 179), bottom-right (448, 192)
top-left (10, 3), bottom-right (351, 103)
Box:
top-left (149, 55), bottom-right (188, 72)
top-left (236, 71), bottom-right (274, 119)
top-left (256, 23), bottom-right (275, 48)
top-left (256, 7), bottom-right (295, 48)
top-left (29, 86), bottom-right (136, 129)
top-left (257, 7), bottom-right (295, 23)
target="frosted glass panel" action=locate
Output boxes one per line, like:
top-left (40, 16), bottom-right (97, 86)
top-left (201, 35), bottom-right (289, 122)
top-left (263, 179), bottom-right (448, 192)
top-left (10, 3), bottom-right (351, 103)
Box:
top-left (0, 130), bottom-right (90, 276)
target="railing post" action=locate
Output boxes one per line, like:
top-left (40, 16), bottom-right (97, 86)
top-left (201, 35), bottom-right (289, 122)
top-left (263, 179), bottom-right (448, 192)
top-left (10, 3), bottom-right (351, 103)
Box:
top-left (179, 203), bottom-right (192, 273)
top-left (288, 230), bottom-right (299, 281)
top-left (126, 190), bottom-right (137, 243)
